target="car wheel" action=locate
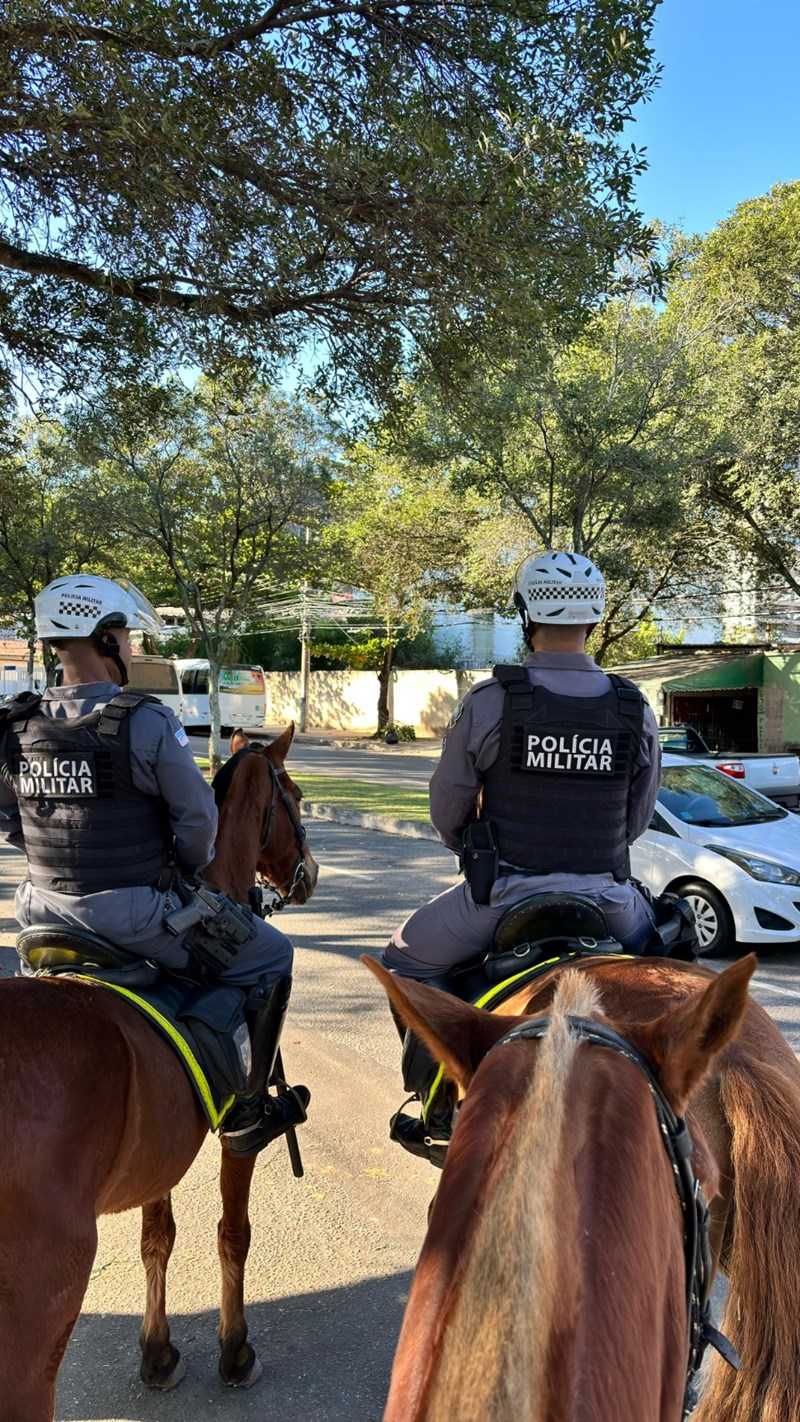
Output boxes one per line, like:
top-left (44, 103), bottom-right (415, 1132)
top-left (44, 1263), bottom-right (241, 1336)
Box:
top-left (679, 880), bottom-right (735, 957)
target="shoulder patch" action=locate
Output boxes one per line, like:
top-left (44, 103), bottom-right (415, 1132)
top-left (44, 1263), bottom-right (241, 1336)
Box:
top-left (448, 700), bottom-right (464, 728)
top-left (174, 725), bottom-right (190, 747)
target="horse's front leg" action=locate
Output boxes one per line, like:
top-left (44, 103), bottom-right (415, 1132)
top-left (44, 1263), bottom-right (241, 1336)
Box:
top-left (139, 1194), bottom-right (185, 1389)
top-left (217, 1142), bottom-right (262, 1387)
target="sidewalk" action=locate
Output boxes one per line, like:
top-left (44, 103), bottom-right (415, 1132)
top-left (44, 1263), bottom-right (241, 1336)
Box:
top-left (258, 727), bottom-right (442, 754)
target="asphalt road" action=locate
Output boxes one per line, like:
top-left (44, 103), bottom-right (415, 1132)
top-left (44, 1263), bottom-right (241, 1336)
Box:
top-left (3, 819), bottom-right (800, 1421)
top-left (188, 732), bottom-right (441, 790)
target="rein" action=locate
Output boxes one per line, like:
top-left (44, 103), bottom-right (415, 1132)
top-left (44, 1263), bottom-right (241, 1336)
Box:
top-left (254, 758), bottom-right (307, 914)
top-left (486, 1015), bottom-right (741, 1418)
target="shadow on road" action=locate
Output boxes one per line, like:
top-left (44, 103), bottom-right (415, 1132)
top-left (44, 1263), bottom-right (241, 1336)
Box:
top-left (58, 1271), bottom-right (412, 1422)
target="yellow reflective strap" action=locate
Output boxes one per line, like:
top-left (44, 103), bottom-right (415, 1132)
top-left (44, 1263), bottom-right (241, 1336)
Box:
top-left (421, 952), bottom-right (633, 1122)
top-left (73, 975), bottom-right (235, 1129)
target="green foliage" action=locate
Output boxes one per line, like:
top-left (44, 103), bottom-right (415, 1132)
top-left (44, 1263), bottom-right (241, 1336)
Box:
top-left (388, 723), bottom-right (417, 742)
top-left (0, 418), bottom-right (115, 634)
top-left (238, 629), bottom-right (301, 672)
top-left (688, 183), bottom-right (800, 600)
top-left (590, 618), bottom-right (684, 667)
top-left (67, 373), bottom-right (336, 765)
top-left (0, 2), bottom-right (660, 396)
top-left (395, 272), bottom-right (721, 654)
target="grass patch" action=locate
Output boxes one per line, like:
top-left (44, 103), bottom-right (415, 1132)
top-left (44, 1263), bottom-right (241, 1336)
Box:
top-left (298, 774), bottom-right (431, 823)
top-left (192, 759), bottom-right (430, 823)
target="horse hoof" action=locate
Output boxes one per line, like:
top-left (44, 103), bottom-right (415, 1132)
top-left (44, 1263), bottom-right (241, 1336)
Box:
top-left (221, 1351), bottom-right (262, 1389)
top-left (144, 1354), bottom-right (186, 1391)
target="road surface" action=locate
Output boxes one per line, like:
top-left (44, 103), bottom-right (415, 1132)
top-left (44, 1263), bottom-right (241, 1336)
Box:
top-left (1, 818), bottom-right (800, 1420)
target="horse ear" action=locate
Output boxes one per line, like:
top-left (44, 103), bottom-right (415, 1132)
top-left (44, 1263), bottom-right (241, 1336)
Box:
top-left (636, 954), bottom-right (756, 1115)
top-left (267, 721), bottom-right (295, 764)
top-left (229, 727), bottom-right (249, 754)
top-left (362, 956), bottom-right (519, 1092)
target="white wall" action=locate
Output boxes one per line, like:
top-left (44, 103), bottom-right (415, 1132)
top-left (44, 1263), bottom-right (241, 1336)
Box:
top-left (265, 668), bottom-right (492, 735)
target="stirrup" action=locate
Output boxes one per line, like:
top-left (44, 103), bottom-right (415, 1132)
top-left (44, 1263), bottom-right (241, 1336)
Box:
top-left (390, 1097), bottom-right (452, 1170)
top-left (223, 1084), bottom-right (310, 1159)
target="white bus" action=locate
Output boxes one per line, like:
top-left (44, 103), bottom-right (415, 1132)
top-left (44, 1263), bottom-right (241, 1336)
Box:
top-left (176, 660), bottom-right (266, 732)
top-left (126, 655), bottom-right (184, 721)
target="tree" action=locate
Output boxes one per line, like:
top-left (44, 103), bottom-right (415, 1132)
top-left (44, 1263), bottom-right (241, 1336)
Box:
top-left (401, 280), bottom-right (722, 659)
top-left (74, 378), bottom-right (335, 768)
top-left (0, 1), bottom-right (660, 397)
top-left (323, 443), bottom-right (478, 730)
top-left (689, 184), bottom-right (800, 605)
top-left (0, 418), bottom-right (112, 683)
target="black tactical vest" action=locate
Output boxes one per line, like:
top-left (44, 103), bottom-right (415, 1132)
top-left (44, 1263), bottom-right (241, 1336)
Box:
top-left (3, 692), bottom-right (173, 895)
top-left (481, 666), bottom-right (645, 881)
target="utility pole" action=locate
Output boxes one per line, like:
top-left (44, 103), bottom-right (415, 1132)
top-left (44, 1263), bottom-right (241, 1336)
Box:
top-left (298, 527), bottom-right (311, 732)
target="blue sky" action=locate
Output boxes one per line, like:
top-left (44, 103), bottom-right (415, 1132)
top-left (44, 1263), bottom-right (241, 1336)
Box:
top-left (627, 0), bottom-right (800, 236)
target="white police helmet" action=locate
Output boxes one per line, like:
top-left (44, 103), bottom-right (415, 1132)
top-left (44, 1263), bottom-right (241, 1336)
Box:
top-left (35, 575), bottom-right (164, 641)
top-left (512, 550), bottom-right (605, 625)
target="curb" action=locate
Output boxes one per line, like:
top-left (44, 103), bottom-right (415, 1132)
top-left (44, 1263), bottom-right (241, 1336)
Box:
top-left (305, 802), bottom-right (439, 841)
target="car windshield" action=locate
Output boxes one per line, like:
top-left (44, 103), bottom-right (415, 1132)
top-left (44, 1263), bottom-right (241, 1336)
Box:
top-left (658, 766), bottom-right (788, 827)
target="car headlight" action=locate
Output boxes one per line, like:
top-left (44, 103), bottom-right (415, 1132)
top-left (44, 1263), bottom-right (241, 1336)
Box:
top-left (708, 846), bottom-right (800, 886)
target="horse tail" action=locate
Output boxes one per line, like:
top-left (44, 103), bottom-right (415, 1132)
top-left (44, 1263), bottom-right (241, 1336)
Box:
top-left (697, 1048), bottom-right (800, 1422)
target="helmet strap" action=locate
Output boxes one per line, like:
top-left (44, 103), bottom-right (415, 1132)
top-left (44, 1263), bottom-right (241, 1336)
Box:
top-left (90, 631), bottom-right (129, 687)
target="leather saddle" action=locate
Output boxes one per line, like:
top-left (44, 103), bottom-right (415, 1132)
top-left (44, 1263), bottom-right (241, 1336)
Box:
top-left (16, 926), bottom-right (160, 988)
top-left (483, 892), bottom-right (621, 984)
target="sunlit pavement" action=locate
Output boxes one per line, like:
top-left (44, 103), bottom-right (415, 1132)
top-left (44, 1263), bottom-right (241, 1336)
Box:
top-left (2, 825), bottom-right (800, 1420)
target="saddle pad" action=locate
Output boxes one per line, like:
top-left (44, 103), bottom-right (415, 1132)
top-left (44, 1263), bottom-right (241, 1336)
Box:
top-left (422, 950), bottom-right (632, 1124)
top-left (70, 973), bottom-right (237, 1130)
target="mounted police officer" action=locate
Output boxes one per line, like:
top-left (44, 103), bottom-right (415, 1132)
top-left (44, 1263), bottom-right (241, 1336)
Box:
top-left (384, 550), bottom-right (662, 1158)
top-left (0, 573), bottom-right (309, 1157)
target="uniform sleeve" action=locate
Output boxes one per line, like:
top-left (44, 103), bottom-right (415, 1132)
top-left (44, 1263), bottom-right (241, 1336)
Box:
top-left (627, 703), bottom-right (662, 844)
top-left (0, 733), bottom-right (23, 850)
top-left (429, 684), bottom-right (504, 852)
top-left (129, 708), bottom-right (219, 873)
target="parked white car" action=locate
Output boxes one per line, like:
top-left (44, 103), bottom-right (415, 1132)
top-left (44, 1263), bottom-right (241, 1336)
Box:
top-left (630, 755), bottom-right (800, 956)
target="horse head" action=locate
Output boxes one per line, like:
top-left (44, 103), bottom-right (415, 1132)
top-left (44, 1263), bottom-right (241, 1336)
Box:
top-left (366, 954), bottom-right (756, 1422)
top-left (209, 724), bottom-right (319, 907)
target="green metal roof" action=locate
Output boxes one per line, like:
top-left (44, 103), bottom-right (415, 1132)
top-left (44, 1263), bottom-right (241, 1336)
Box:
top-left (608, 651), bottom-right (764, 692)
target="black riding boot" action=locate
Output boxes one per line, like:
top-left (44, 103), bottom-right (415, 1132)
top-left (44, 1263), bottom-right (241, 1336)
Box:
top-left (223, 1085), bottom-right (310, 1159)
top-left (221, 974), bottom-right (310, 1159)
top-left (390, 1093), bottom-right (454, 1170)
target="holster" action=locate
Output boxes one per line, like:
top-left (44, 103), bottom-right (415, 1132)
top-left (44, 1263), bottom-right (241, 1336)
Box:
top-left (462, 819), bottom-right (499, 906)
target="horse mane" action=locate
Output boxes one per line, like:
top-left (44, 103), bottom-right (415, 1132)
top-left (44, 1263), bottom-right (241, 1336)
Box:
top-left (425, 971), bottom-right (602, 1422)
top-left (211, 744), bottom-right (257, 808)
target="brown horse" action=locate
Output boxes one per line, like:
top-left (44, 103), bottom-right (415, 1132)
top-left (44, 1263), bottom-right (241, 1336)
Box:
top-left (368, 952), bottom-right (800, 1422)
top-left (0, 723), bottom-right (318, 1422)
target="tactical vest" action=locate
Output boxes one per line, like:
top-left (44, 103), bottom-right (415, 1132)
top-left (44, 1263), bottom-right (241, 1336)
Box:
top-left (3, 692), bottom-right (173, 895)
top-left (481, 666), bottom-right (645, 881)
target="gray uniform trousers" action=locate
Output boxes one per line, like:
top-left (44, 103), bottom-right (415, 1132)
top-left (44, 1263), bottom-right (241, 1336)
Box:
top-left (15, 881), bottom-right (293, 986)
top-left (383, 870), bottom-right (656, 980)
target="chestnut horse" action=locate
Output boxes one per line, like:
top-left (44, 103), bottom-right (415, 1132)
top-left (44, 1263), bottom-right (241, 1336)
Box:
top-left (369, 952), bottom-right (800, 1422)
top-left (0, 723), bottom-right (318, 1422)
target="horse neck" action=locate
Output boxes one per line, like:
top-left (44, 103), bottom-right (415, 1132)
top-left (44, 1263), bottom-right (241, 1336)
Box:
top-left (206, 757), bottom-right (272, 902)
top-left (404, 1006), bottom-right (687, 1422)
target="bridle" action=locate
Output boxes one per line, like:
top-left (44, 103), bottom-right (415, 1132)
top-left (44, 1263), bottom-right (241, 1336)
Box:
top-left (253, 756), bottom-right (308, 914)
top-left (486, 1015), bottom-right (741, 1418)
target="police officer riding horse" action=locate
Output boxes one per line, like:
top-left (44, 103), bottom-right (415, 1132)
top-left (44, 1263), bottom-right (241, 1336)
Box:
top-left (383, 550), bottom-right (696, 1164)
top-left (0, 574), bottom-right (311, 1158)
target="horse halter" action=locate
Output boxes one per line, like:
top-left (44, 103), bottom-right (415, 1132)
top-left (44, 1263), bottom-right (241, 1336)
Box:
top-left (486, 1015), bottom-right (741, 1419)
top-left (254, 757), bottom-right (308, 914)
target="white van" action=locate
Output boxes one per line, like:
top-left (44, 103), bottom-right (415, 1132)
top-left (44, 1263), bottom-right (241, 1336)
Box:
top-left (127, 656), bottom-right (184, 722)
top-left (175, 660), bottom-right (266, 732)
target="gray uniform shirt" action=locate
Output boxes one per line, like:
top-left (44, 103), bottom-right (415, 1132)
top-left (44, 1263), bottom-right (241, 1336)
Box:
top-left (429, 651), bottom-right (661, 893)
top-left (0, 682), bottom-right (218, 946)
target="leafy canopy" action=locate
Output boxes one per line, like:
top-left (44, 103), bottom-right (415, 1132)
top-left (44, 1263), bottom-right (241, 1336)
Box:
top-left (1, 0), bottom-right (660, 395)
